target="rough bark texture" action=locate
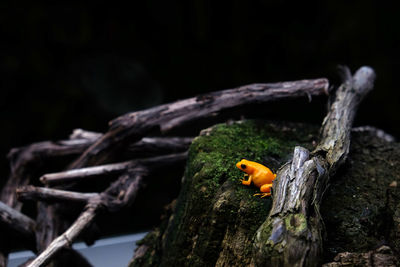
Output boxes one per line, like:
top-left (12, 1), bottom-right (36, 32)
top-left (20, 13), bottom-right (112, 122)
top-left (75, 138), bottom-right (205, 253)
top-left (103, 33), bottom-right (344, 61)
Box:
top-left (69, 79), bottom-right (328, 169)
top-left (252, 67), bottom-right (375, 267)
top-left (31, 78), bottom-right (327, 264)
top-left (129, 120), bottom-right (320, 266)
top-left (129, 121), bottom-right (399, 267)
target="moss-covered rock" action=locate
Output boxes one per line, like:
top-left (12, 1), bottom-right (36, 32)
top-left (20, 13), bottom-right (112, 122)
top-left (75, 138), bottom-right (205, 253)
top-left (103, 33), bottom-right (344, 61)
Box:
top-left (129, 121), bottom-right (400, 266)
top-left (320, 130), bottom-right (400, 263)
top-left (129, 120), bottom-right (319, 267)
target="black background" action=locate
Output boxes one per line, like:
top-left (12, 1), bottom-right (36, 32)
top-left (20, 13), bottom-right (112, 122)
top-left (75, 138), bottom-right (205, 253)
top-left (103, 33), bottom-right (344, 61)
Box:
top-left (1, 1), bottom-right (399, 184)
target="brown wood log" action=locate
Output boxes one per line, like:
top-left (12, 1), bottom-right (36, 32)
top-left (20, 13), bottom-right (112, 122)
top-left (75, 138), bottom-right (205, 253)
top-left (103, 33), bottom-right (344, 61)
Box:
top-left (253, 67), bottom-right (376, 266)
top-left (69, 79), bottom-right (329, 169)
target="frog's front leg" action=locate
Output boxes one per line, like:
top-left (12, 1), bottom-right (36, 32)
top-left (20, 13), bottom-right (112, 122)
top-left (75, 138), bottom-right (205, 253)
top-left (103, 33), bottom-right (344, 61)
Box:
top-left (254, 183), bottom-right (272, 198)
top-left (241, 174), bottom-right (252, 186)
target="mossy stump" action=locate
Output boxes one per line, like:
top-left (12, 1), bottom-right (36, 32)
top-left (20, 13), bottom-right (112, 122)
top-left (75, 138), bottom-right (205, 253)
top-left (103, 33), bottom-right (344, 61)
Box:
top-left (130, 120), bottom-right (400, 267)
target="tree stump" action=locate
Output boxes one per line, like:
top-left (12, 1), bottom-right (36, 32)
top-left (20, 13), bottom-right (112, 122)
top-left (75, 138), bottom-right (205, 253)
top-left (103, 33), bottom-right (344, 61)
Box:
top-left (129, 121), bottom-right (399, 267)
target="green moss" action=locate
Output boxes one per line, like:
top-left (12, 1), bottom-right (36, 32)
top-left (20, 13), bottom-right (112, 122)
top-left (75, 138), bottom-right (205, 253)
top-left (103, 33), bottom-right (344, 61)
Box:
top-left (132, 120), bottom-right (320, 266)
top-left (131, 121), bottom-right (400, 267)
top-left (187, 121), bottom-right (314, 189)
top-left (284, 213), bottom-right (307, 235)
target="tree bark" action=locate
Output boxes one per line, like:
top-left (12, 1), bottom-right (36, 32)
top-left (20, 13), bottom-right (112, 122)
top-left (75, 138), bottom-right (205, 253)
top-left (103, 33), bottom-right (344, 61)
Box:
top-left (32, 78), bottom-right (328, 261)
top-left (0, 200), bottom-right (36, 242)
top-left (69, 79), bottom-right (328, 169)
top-left (253, 66), bottom-right (376, 266)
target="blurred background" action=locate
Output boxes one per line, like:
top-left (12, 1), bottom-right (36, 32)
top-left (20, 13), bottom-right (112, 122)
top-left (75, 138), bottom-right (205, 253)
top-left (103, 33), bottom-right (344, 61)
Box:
top-left (1, 1), bottom-right (399, 184)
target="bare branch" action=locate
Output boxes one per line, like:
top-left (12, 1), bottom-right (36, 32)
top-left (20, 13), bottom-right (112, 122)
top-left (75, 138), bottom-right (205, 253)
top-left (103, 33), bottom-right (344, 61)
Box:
top-left (40, 151), bottom-right (189, 185)
top-left (0, 201), bottom-right (36, 239)
top-left (69, 129), bottom-right (102, 141)
top-left (28, 152), bottom-right (187, 267)
top-left (69, 79), bottom-right (329, 168)
top-left (253, 66), bottom-right (376, 267)
top-left (40, 160), bottom-right (134, 185)
top-left (316, 66), bottom-right (376, 171)
top-left (17, 186), bottom-right (98, 203)
top-left (127, 137), bottom-right (193, 156)
top-left (27, 200), bottom-right (100, 267)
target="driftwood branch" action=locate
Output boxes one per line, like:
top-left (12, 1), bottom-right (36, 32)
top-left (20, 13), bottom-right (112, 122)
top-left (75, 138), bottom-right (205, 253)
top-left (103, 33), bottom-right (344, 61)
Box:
top-left (40, 160), bottom-right (135, 185)
top-left (316, 66), bottom-right (376, 171)
top-left (27, 152), bottom-right (187, 267)
top-left (0, 200), bottom-right (36, 240)
top-left (27, 200), bottom-right (100, 267)
top-left (1, 139), bottom-right (94, 209)
top-left (33, 138), bottom-right (191, 258)
top-left (127, 137), bottom-right (193, 156)
top-left (17, 186), bottom-right (98, 203)
top-left (40, 145), bottom-right (192, 185)
top-left (3, 78), bottom-right (329, 266)
top-left (69, 79), bottom-right (328, 168)
top-left (253, 66), bottom-right (376, 266)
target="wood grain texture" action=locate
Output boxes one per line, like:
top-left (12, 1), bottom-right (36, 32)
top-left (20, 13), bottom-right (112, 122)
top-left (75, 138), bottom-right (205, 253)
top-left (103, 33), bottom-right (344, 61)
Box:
top-left (253, 67), bottom-right (376, 267)
top-left (70, 79), bottom-right (328, 169)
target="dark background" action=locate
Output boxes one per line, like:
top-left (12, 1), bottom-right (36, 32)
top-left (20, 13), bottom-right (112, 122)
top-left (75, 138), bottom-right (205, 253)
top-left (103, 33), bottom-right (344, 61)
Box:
top-left (1, 1), bottom-right (399, 184)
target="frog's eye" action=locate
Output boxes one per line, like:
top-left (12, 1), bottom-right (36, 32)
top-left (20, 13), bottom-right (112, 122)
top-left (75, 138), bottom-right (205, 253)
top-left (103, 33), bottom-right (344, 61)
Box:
top-left (241, 164), bottom-right (246, 169)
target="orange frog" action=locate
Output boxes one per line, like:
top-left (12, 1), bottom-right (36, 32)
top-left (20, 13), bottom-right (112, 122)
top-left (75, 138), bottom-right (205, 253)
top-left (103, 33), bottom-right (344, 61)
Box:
top-left (236, 159), bottom-right (277, 197)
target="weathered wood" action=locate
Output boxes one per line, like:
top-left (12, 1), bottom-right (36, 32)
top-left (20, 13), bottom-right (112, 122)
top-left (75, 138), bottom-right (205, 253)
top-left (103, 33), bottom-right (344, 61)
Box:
top-left (0, 200), bottom-right (36, 240)
top-left (316, 66), bottom-right (376, 172)
top-left (1, 133), bottom-right (190, 208)
top-left (127, 137), bottom-right (193, 156)
top-left (27, 199), bottom-right (100, 267)
top-left (40, 160), bottom-right (134, 185)
top-left (17, 186), bottom-right (98, 203)
top-left (1, 139), bottom-right (94, 210)
top-left (30, 79), bottom-right (328, 265)
top-left (253, 67), bottom-right (376, 267)
top-left (28, 152), bottom-right (187, 267)
top-left (69, 79), bottom-right (329, 168)
top-left (34, 138), bottom-right (190, 257)
top-left (69, 129), bottom-right (102, 141)
top-left (41, 146), bottom-right (192, 185)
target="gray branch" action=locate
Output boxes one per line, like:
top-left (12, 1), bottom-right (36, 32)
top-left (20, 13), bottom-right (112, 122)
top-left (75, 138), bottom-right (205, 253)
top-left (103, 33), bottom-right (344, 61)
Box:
top-left (69, 79), bottom-right (329, 168)
top-left (253, 66), bottom-right (376, 267)
top-left (0, 201), bottom-right (36, 240)
top-left (17, 186), bottom-right (98, 203)
top-left (40, 160), bottom-right (134, 185)
top-left (27, 152), bottom-right (187, 267)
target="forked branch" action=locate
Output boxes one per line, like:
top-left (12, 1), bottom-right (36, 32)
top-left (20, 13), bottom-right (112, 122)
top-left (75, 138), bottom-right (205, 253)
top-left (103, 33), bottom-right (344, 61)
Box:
top-left (27, 152), bottom-right (187, 267)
